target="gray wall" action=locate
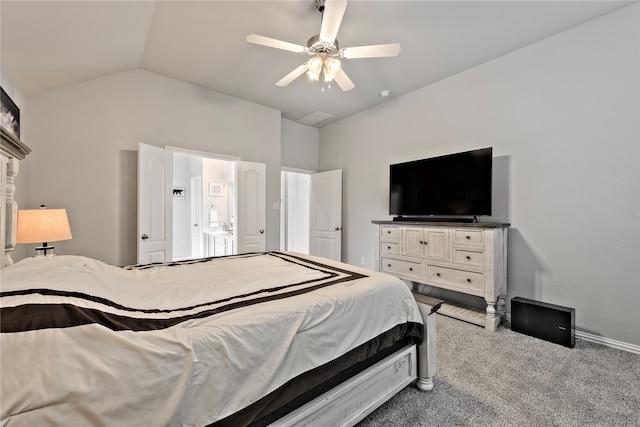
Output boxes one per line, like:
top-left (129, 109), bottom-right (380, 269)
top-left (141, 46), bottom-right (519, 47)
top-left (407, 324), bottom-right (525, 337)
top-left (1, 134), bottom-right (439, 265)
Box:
top-left (24, 69), bottom-right (282, 266)
top-left (319, 5), bottom-right (639, 345)
top-left (281, 119), bottom-right (319, 171)
top-left (12, 73), bottom-right (320, 267)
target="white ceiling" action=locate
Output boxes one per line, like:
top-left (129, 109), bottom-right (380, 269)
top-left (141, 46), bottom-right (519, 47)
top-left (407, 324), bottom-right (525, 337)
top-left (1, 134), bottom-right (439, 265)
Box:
top-left (1, 0), bottom-right (633, 127)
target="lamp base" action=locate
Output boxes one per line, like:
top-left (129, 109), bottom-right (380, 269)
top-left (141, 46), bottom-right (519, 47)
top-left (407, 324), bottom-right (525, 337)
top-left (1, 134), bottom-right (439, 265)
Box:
top-left (35, 245), bottom-right (56, 257)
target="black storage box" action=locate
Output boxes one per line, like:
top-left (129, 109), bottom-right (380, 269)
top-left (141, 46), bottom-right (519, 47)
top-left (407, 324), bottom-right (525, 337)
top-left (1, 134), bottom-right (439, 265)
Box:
top-left (511, 297), bottom-right (575, 348)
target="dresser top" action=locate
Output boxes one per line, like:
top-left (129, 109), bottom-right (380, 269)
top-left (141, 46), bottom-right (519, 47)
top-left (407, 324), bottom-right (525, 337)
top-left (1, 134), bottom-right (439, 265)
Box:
top-left (372, 219), bottom-right (510, 228)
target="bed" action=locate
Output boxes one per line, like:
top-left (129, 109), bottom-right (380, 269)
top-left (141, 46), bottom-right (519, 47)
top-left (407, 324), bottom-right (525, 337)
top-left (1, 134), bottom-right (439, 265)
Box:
top-left (0, 250), bottom-right (437, 426)
top-left (1, 135), bottom-right (437, 426)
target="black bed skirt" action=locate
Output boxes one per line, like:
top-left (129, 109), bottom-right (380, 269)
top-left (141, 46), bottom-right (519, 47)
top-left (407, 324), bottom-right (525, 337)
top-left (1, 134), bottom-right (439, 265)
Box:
top-left (210, 321), bottom-right (423, 427)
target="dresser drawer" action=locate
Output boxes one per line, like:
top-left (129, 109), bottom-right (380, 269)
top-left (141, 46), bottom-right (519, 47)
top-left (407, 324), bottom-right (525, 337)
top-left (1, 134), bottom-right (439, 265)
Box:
top-left (426, 265), bottom-right (484, 295)
top-left (381, 257), bottom-right (422, 280)
top-left (453, 229), bottom-right (484, 246)
top-left (453, 248), bottom-right (485, 267)
top-left (381, 241), bottom-right (401, 256)
top-left (381, 225), bottom-right (401, 240)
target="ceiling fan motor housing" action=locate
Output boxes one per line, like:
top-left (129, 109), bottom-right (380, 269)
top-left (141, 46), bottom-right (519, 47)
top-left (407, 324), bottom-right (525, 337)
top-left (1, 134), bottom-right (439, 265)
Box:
top-left (307, 34), bottom-right (339, 57)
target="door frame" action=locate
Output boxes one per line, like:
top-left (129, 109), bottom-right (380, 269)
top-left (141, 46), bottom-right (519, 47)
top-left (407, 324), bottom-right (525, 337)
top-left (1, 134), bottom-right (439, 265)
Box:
top-left (280, 167), bottom-right (314, 253)
top-left (190, 175), bottom-right (203, 258)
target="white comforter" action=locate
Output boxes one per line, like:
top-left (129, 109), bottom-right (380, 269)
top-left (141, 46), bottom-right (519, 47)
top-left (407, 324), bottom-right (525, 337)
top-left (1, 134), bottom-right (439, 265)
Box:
top-left (1, 252), bottom-right (421, 427)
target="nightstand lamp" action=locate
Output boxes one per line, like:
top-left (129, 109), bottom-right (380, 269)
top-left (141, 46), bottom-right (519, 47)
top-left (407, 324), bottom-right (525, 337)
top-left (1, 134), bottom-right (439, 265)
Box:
top-left (17, 205), bottom-right (72, 256)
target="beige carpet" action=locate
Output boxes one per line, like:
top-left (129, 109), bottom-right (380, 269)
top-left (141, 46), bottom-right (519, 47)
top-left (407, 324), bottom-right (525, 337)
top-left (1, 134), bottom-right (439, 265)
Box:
top-left (357, 314), bottom-right (640, 426)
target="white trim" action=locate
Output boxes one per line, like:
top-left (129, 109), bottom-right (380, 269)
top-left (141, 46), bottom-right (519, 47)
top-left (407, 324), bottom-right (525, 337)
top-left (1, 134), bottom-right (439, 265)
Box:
top-left (575, 331), bottom-right (640, 355)
top-left (165, 146), bottom-right (240, 162)
top-left (281, 166), bottom-right (315, 175)
top-left (505, 313), bottom-right (639, 354)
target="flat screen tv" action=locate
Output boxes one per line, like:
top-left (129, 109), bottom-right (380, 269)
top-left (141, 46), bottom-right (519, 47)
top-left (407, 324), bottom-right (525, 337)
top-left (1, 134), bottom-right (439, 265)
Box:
top-left (389, 147), bottom-right (492, 220)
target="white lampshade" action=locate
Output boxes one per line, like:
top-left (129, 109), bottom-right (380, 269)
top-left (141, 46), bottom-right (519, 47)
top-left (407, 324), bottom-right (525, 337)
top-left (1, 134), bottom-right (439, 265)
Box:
top-left (17, 207), bottom-right (72, 255)
top-left (307, 56), bottom-right (323, 80)
top-left (325, 57), bottom-right (341, 77)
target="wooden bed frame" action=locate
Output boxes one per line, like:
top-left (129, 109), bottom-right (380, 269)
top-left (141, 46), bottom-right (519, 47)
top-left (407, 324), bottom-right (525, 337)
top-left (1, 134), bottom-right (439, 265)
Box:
top-left (0, 133), bottom-right (436, 426)
top-left (272, 303), bottom-right (437, 426)
top-left (1, 126), bottom-right (30, 269)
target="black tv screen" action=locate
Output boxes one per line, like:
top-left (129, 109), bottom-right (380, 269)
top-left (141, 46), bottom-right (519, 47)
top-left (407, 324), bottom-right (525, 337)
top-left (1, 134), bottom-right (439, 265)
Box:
top-left (389, 147), bottom-right (492, 218)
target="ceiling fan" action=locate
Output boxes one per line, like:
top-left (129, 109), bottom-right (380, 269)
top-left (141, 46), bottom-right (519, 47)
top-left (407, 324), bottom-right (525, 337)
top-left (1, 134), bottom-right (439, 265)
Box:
top-left (246, 0), bottom-right (401, 91)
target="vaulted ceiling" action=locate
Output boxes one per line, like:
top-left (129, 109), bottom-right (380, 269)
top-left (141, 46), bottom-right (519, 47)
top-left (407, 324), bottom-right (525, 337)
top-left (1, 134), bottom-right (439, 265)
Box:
top-left (1, 1), bottom-right (632, 127)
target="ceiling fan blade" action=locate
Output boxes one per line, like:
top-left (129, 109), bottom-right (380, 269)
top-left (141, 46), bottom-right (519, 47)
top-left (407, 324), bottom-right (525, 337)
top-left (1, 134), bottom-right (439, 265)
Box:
top-left (319, 0), bottom-right (348, 43)
top-left (333, 68), bottom-right (354, 91)
top-left (246, 34), bottom-right (306, 53)
top-left (276, 64), bottom-right (309, 87)
top-left (341, 43), bottom-right (401, 59)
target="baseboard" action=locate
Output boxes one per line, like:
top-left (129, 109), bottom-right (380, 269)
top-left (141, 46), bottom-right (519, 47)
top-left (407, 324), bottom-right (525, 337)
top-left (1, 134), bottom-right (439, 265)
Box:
top-left (574, 331), bottom-right (640, 355)
top-left (505, 313), bottom-right (639, 355)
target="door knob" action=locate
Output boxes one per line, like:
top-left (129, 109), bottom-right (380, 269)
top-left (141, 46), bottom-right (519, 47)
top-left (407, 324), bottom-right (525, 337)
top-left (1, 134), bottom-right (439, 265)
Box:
top-left (141, 234), bottom-right (149, 240)
top-left (335, 227), bottom-right (342, 231)
top-left (259, 229), bottom-right (265, 234)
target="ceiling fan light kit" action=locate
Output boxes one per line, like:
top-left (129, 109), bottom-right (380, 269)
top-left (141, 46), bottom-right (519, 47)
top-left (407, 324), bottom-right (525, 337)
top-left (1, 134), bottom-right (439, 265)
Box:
top-left (247, 0), bottom-right (400, 92)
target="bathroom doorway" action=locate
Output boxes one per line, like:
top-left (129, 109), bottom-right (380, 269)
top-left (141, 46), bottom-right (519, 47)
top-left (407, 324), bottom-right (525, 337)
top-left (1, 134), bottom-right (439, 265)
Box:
top-left (173, 154), bottom-right (236, 261)
top-left (137, 143), bottom-right (266, 264)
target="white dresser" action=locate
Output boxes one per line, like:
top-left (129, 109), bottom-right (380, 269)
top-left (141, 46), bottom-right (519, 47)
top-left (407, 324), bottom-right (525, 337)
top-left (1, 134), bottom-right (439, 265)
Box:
top-left (373, 220), bottom-right (509, 331)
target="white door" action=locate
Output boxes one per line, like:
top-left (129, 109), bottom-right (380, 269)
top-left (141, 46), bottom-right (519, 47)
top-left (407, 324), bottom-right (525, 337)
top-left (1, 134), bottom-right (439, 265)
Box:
top-left (310, 169), bottom-right (342, 261)
top-left (138, 143), bottom-right (173, 263)
top-left (190, 175), bottom-right (203, 258)
top-left (236, 161), bottom-right (266, 253)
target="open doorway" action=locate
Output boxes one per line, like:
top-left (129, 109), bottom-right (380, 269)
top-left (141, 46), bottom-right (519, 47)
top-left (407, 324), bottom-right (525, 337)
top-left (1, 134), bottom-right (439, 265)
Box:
top-left (280, 168), bottom-right (343, 261)
top-left (138, 143), bottom-right (266, 264)
top-left (280, 169), bottom-right (311, 254)
top-left (173, 154), bottom-right (236, 260)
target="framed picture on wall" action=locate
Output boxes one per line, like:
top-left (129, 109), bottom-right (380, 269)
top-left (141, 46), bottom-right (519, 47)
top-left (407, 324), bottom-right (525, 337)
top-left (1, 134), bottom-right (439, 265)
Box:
top-left (173, 187), bottom-right (185, 199)
top-left (209, 182), bottom-right (223, 197)
top-left (1, 87), bottom-right (20, 139)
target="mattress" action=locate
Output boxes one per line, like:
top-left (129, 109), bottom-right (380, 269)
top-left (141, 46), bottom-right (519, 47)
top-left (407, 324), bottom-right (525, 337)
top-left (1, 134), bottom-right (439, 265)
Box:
top-left (1, 251), bottom-right (423, 426)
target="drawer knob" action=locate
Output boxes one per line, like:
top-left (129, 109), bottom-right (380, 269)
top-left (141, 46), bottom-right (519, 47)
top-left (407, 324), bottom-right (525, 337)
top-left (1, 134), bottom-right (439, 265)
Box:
top-left (388, 264), bottom-right (391, 267)
top-left (466, 235), bottom-right (471, 240)
top-left (436, 273), bottom-right (441, 277)
top-left (409, 267), bottom-right (413, 271)
top-left (466, 256), bottom-right (471, 260)
top-left (387, 246), bottom-right (391, 250)
top-left (467, 278), bottom-right (472, 283)
top-left (387, 230), bottom-right (391, 234)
